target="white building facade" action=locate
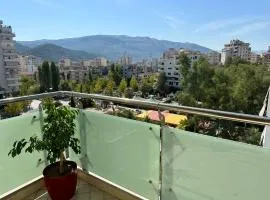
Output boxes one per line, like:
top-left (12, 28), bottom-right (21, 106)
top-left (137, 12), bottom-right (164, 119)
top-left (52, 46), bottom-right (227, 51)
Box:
top-left (221, 40), bottom-right (251, 65)
top-left (18, 55), bottom-right (41, 76)
top-left (0, 20), bottom-right (20, 93)
top-left (206, 51), bottom-right (221, 65)
top-left (158, 48), bottom-right (180, 88)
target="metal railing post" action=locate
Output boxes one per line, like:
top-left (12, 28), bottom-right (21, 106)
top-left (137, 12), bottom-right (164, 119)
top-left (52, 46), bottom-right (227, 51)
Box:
top-left (78, 106), bottom-right (88, 171)
top-left (38, 104), bottom-right (48, 167)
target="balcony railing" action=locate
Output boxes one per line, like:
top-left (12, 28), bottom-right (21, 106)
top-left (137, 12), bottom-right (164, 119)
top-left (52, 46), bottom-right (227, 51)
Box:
top-left (1, 91), bottom-right (270, 200)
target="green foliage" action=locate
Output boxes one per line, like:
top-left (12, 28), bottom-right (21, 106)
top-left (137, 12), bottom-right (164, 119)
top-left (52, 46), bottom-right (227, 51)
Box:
top-left (20, 76), bottom-right (36, 95)
top-left (69, 96), bottom-right (76, 107)
top-left (60, 80), bottom-right (72, 91)
top-left (156, 72), bottom-right (167, 96)
top-left (94, 78), bottom-right (107, 93)
top-left (104, 79), bottom-right (115, 96)
top-left (51, 62), bottom-right (60, 91)
top-left (109, 64), bottom-right (123, 86)
top-left (178, 59), bottom-right (270, 145)
top-left (124, 88), bottom-right (133, 98)
top-left (178, 52), bottom-right (191, 88)
top-left (140, 77), bottom-right (153, 97)
top-left (9, 99), bottom-right (80, 172)
top-left (115, 109), bottom-right (135, 119)
top-left (39, 61), bottom-right (51, 92)
top-left (119, 78), bottom-right (127, 94)
top-left (79, 98), bottom-right (95, 109)
top-left (4, 102), bottom-right (24, 117)
top-left (130, 76), bottom-right (138, 92)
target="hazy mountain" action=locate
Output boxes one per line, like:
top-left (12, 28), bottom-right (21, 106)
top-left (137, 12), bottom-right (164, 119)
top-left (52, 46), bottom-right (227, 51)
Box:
top-left (16, 43), bottom-right (99, 61)
top-left (18, 35), bottom-right (212, 61)
top-left (15, 42), bottom-right (30, 54)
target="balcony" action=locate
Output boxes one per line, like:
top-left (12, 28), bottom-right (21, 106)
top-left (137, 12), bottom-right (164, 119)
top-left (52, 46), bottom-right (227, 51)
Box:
top-left (6, 76), bottom-right (19, 81)
top-left (1, 91), bottom-right (270, 200)
top-left (3, 57), bottom-right (18, 62)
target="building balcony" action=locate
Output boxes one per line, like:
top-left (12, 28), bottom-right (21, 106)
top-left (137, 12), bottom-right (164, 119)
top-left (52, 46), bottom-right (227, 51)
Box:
top-left (1, 91), bottom-right (270, 200)
top-left (3, 57), bottom-right (18, 62)
top-left (6, 76), bottom-right (19, 81)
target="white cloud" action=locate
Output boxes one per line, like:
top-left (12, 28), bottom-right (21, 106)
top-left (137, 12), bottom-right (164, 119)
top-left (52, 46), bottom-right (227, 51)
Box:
top-left (195, 17), bottom-right (260, 32)
top-left (157, 14), bottom-right (184, 29)
top-left (225, 21), bottom-right (270, 36)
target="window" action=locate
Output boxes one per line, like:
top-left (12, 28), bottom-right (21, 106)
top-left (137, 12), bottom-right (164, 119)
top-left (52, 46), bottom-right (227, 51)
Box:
top-left (168, 72), bottom-right (171, 75)
top-left (175, 82), bottom-right (179, 86)
top-left (168, 67), bottom-right (172, 70)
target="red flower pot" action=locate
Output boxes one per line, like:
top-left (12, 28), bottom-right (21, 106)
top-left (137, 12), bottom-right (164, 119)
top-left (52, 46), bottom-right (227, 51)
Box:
top-left (43, 161), bottom-right (77, 200)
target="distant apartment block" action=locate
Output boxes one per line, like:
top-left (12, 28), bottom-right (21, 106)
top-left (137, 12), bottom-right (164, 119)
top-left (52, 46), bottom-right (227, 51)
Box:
top-left (81, 57), bottom-right (107, 67)
top-left (262, 47), bottom-right (270, 67)
top-left (18, 55), bottom-right (42, 77)
top-left (0, 20), bottom-right (20, 93)
top-left (206, 51), bottom-right (221, 65)
top-left (118, 55), bottom-right (132, 66)
top-left (250, 52), bottom-right (261, 64)
top-left (179, 48), bottom-right (203, 66)
top-left (221, 39), bottom-right (251, 65)
top-left (58, 58), bottom-right (71, 68)
top-left (158, 48), bottom-right (180, 88)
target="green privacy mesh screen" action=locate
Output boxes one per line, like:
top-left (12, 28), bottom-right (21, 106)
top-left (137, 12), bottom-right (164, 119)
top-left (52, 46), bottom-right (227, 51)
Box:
top-left (162, 126), bottom-right (270, 200)
top-left (0, 112), bottom-right (44, 195)
top-left (70, 110), bottom-right (160, 200)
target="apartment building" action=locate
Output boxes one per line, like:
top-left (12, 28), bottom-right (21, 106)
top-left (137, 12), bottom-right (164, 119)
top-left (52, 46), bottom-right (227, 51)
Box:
top-left (221, 39), bottom-right (251, 65)
top-left (158, 48), bottom-right (180, 88)
top-left (262, 47), bottom-right (270, 67)
top-left (81, 57), bottom-right (107, 67)
top-left (0, 20), bottom-right (20, 93)
top-left (118, 55), bottom-right (132, 66)
top-left (18, 55), bottom-right (41, 77)
top-left (206, 51), bottom-right (221, 65)
top-left (250, 52), bottom-right (261, 64)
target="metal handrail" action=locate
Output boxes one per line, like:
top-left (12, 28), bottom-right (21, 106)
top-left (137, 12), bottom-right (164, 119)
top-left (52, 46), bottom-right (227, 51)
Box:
top-left (0, 90), bottom-right (270, 126)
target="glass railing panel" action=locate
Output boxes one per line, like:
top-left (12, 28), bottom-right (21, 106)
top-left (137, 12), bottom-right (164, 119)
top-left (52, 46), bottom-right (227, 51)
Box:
top-left (70, 110), bottom-right (160, 200)
top-left (0, 112), bottom-right (44, 195)
top-left (161, 126), bottom-right (270, 200)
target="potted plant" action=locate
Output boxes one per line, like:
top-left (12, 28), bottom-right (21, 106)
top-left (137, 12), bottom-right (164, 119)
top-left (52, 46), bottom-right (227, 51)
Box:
top-left (8, 98), bottom-right (81, 200)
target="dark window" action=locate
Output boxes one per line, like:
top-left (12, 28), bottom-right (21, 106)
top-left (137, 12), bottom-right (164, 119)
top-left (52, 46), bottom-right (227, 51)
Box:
top-left (168, 73), bottom-right (171, 75)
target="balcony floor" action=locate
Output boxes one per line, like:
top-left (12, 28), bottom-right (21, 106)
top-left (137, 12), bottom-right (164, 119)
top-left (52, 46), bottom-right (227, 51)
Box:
top-left (25, 178), bottom-right (119, 200)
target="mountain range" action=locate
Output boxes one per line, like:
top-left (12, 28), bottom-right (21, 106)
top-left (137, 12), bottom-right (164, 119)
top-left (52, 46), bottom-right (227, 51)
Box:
top-left (17, 35), bottom-right (213, 61)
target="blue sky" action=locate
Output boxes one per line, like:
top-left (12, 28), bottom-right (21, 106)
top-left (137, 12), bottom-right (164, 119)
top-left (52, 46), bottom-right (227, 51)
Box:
top-left (1, 0), bottom-right (270, 50)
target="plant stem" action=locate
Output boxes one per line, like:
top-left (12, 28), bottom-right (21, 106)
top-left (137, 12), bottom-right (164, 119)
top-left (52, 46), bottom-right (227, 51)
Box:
top-left (59, 151), bottom-right (65, 174)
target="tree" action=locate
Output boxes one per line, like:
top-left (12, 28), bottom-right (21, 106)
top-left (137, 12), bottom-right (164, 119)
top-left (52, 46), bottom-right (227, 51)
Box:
top-left (42, 61), bottom-right (51, 91)
top-left (178, 52), bottom-right (191, 88)
top-left (88, 70), bottom-right (93, 83)
top-left (104, 79), bottom-right (115, 96)
top-left (38, 61), bottom-right (52, 92)
top-left (69, 96), bottom-right (76, 107)
top-left (20, 76), bottom-right (36, 95)
top-left (156, 72), bottom-right (167, 96)
top-left (119, 78), bottom-right (127, 94)
top-left (94, 78), bottom-right (107, 93)
top-left (130, 75), bottom-right (138, 92)
top-left (60, 80), bottom-right (72, 91)
top-left (109, 64), bottom-right (123, 85)
top-left (9, 100), bottom-right (80, 175)
top-left (4, 102), bottom-right (24, 117)
top-left (51, 62), bottom-right (60, 91)
top-left (124, 88), bottom-right (133, 98)
top-left (140, 78), bottom-right (153, 97)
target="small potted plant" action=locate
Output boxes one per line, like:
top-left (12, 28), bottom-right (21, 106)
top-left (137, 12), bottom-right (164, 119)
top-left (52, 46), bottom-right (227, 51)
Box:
top-left (8, 98), bottom-right (81, 200)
